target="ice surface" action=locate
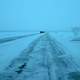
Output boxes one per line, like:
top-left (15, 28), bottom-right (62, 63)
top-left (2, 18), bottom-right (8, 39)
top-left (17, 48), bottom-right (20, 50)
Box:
top-left (0, 32), bottom-right (80, 80)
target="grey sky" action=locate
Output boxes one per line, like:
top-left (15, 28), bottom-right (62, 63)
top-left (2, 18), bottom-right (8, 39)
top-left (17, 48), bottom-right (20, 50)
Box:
top-left (0, 0), bottom-right (80, 31)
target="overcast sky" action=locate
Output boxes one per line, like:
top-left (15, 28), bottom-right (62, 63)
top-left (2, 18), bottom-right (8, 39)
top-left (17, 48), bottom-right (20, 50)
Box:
top-left (0, 0), bottom-right (80, 31)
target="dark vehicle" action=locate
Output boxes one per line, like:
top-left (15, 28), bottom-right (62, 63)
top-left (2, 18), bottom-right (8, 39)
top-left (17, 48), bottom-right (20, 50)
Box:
top-left (40, 31), bottom-right (45, 33)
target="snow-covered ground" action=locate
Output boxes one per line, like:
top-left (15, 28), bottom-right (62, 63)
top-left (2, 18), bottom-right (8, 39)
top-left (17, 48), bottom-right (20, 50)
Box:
top-left (50, 32), bottom-right (80, 65)
top-left (0, 32), bottom-right (80, 72)
top-left (0, 32), bottom-right (43, 71)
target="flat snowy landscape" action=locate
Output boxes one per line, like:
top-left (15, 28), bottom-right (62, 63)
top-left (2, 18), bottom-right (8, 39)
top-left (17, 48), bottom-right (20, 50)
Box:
top-left (0, 32), bottom-right (80, 72)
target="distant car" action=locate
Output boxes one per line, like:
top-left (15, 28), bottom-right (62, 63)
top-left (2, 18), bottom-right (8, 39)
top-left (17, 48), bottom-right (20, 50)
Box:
top-left (40, 31), bottom-right (45, 33)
